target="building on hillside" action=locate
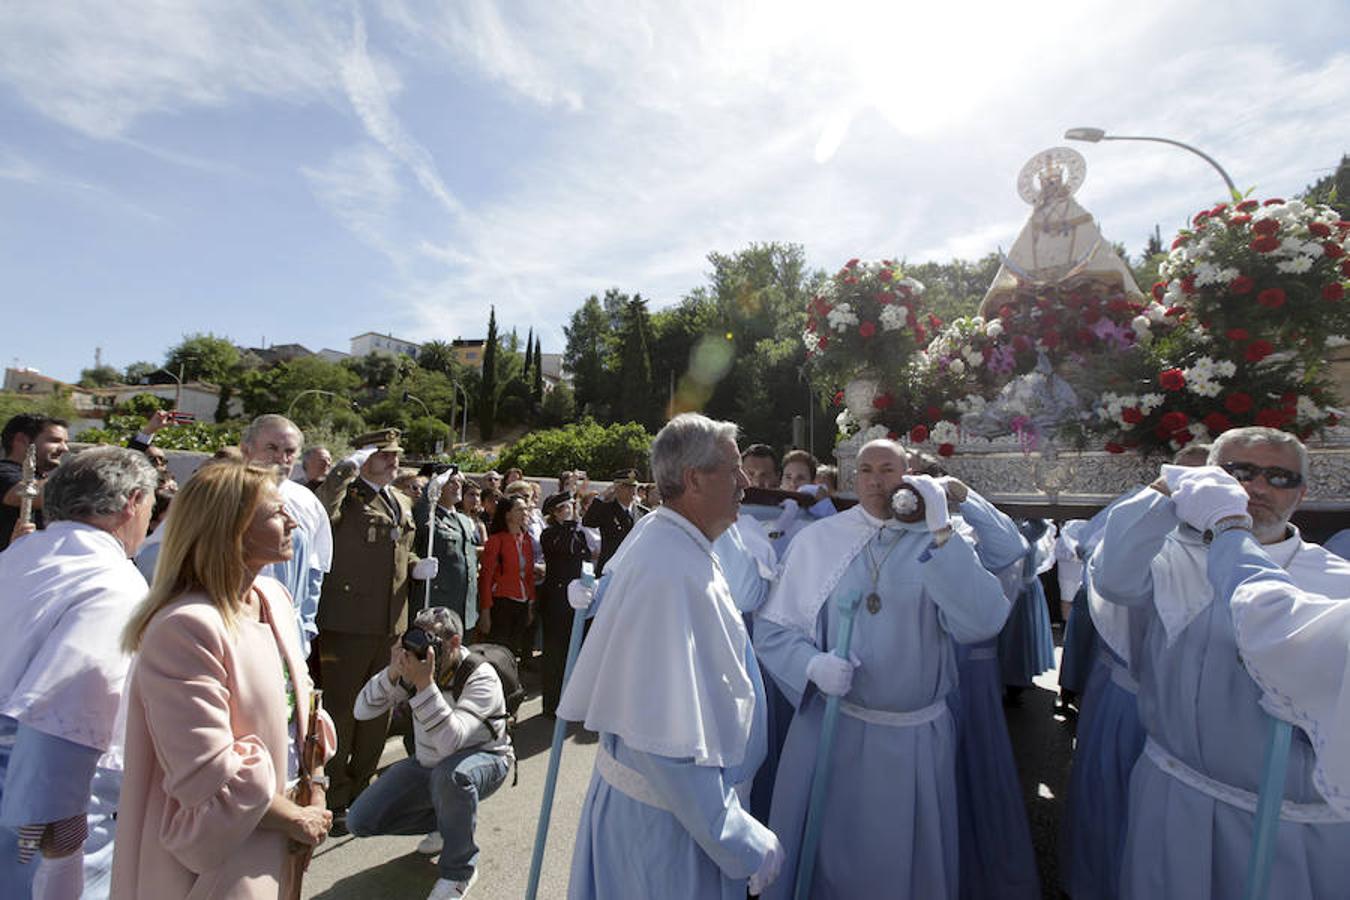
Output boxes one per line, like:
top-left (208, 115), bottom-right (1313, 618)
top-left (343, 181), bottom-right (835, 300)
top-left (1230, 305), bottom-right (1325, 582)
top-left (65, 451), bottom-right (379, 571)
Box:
top-left (350, 331), bottom-right (421, 358)
top-left (451, 338), bottom-right (487, 370)
top-left (316, 348), bottom-right (351, 363)
top-left (239, 343), bottom-right (314, 367)
top-left (2, 367), bottom-right (242, 436)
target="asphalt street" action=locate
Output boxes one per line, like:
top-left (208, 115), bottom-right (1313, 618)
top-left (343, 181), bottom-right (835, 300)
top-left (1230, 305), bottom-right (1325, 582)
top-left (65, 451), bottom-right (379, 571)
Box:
top-left (305, 635), bottom-right (1077, 900)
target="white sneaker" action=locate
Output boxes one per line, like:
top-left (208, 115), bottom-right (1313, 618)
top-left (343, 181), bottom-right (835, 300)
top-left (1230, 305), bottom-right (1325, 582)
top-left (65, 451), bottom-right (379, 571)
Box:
top-left (416, 832), bottom-right (444, 855)
top-left (426, 871), bottom-right (477, 900)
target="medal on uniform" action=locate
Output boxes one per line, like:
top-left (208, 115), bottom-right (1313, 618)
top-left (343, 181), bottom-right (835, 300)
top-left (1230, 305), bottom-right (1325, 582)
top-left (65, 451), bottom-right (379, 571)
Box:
top-left (865, 592), bottom-right (882, 614)
top-left (863, 527), bottom-right (905, 615)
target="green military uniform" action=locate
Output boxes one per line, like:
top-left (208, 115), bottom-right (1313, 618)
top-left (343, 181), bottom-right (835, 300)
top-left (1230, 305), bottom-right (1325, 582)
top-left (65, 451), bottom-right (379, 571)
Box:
top-left (315, 428), bottom-right (421, 811)
top-left (413, 496), bottom-right (480, 632)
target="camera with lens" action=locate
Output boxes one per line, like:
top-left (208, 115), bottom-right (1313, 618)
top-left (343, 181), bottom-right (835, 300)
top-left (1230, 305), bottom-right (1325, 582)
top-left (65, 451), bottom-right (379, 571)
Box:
top-left (401, 624), bottom-right (443, 661)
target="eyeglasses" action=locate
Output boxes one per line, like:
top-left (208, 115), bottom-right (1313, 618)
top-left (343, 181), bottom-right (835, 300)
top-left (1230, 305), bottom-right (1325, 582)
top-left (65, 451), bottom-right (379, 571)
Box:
top-left (1221, 461), bottom-right (1304, 489)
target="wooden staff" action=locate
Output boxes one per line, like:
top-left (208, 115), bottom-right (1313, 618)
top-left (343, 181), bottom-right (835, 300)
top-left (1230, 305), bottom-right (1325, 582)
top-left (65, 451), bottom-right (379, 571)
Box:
top-left (284, 689), bottom-right (324, 900)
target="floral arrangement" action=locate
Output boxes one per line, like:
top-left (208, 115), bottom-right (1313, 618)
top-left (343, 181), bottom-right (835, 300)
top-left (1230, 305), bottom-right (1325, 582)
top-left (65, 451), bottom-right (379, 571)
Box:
top-left (803, 258), bottom-right (934, 389)
top-left (1157, 198), bottom-right (1350, 370)
top-left (1086, 197), bottom-right (1350, 453)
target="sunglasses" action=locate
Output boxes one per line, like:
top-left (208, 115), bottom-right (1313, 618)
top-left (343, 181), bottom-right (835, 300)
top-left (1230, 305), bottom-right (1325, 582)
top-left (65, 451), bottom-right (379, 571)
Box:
top-left (1221, 461), bottom-right (1303, 489)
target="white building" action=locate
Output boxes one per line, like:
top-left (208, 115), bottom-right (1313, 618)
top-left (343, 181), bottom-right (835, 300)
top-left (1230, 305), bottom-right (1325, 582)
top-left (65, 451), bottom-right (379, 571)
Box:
top-left (350, 331), bottom-right (421, 358)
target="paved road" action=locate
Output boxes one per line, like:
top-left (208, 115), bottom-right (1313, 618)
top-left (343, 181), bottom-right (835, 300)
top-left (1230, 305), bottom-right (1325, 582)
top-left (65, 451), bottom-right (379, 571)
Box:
top-left (306, 637), bottom-right (1077, 900)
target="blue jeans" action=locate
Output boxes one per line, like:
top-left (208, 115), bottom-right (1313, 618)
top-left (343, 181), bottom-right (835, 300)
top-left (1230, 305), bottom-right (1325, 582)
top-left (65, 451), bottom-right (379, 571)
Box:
top-left (347, 748), bottom-right (511, 880)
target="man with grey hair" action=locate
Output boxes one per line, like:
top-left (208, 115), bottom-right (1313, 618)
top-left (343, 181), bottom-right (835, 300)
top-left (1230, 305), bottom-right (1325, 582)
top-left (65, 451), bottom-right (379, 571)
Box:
top-left (559, 413), bottom-right (785, 899)
top-left (1090, 426), bottom-right (1350, 900)
top-left (0, 447), bottom-right (156, 899)
top-left (239, 414), bottom-right (333, 657)
top-left (346, 606), bottom-right (513, 900)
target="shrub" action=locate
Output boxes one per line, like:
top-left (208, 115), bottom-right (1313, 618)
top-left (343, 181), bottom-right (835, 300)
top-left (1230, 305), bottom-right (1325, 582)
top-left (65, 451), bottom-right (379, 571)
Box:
top-left (498, 418), bottom-right (652, 477)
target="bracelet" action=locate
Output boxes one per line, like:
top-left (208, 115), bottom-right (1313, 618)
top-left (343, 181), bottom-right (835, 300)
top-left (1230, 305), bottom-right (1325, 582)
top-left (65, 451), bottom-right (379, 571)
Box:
top-left (1207, 515), bottom-right (1253, 542)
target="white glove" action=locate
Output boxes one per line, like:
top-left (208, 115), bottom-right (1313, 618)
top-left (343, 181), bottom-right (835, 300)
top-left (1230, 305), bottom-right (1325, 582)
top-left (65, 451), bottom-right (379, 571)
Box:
top-left (901, 474), bottom-right (950, 532)
top-left (806, 651), bottom-right (858, 697)
top-left (344, 445), bottom-right (378, 470)
top-left (747, 831), bottom-right (785, 895)
top-left (411, 557), bottom-right (439, 581)
top-left (567, 577), bottom-right (596, 610)
top-left (1164, 465), bottom-right (1252, 533)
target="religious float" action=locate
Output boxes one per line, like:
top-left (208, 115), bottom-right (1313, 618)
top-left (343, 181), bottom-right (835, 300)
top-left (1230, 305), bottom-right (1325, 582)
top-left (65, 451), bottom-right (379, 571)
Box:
top-left (809, 147), bottom-right (1350, 534)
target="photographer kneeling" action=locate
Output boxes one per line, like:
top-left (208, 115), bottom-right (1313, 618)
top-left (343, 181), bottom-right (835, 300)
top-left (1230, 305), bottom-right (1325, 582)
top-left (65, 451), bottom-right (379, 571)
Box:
top-left (347, 607), bottom-right (514, 900)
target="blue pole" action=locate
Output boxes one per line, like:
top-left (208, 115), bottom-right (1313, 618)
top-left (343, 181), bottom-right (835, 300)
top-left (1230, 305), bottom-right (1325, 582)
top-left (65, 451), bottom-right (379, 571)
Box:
top-left (525, 573), bottom-right (595, 900)
top-left (1244, 716), bottom-right (1292, 900)
top-left (793, 592), bottom-right (864, 900)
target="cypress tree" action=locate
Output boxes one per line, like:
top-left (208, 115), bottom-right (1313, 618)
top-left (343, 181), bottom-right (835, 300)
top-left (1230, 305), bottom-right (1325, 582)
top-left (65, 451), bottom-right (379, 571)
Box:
top-left (532, 340), bottom-right (544, 402)
top-left (480, 306), bottom-right (498, 440)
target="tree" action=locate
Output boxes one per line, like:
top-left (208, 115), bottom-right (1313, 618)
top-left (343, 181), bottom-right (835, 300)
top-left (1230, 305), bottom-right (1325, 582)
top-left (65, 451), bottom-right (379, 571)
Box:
top-left (78, 365), bottom-right (121, 387)
top-left (165, 333), bottom-right (241, 384)
top-left (539, 381), bottom-right (575, 426)
top-left (405, 416), bottom-right (451, 455)
top-left (417, 340), bottom-right (458, 376)
top-left (1301, 154), bottom-right (1350, 219)
top-left (564, 295), bottom-right (613, 419)
top-left (902, 255), bottom-right (1001, 324)
top-left (532, 339), bottom-right (544, 404)
top-left (345, 352), bottom-right (413, 392)
top-left (123, 361), bottom-right (158, 384)
top-left (479, 307), bottom-right (499, 440)
top-left (614, 294), bottom-right (656, 428)
top-left (523, 329), bottom-right (534, 381)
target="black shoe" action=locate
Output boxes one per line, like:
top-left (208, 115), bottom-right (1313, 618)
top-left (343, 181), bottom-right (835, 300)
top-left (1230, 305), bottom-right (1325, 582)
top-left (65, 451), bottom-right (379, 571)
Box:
top-left (328, 810), bottom-right (349, 837)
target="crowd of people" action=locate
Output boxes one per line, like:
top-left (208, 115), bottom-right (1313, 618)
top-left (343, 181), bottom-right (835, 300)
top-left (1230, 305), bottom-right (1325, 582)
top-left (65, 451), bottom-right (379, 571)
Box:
top-left (0, 405), bottom-right (1347, 899)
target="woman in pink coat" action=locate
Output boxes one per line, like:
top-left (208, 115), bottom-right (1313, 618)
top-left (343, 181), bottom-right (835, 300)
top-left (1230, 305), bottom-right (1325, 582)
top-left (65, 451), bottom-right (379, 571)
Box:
top-left (112, 461), bottom-right (336, 899)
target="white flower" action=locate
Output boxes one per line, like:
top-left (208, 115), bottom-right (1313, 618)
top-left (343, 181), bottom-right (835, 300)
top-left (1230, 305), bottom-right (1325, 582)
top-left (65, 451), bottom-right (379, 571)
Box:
top-left (948, 359), bottom-right (966, 376)
top-left (1131, 315), bottom-right (1151, 333)
top-left (965, 350), bottom-right (983, 367)
top-left (985, 320), bottom-right (1004, 339)
top-left (827, 303), bottom-right (859, 332)
top-left (1194, 261), bottom-right (1224, 287)
top-left (1276, 257), bottom-right (1314, 274)
top-left (1146, 302), bottom-right (1168, 323)
top-left (1140, 393), bottom-right (1165, 413)
top-left (931, 421), bottom-right (960, 444)
top-left (802, 330), bottom-right (821, 352)
top-left (879, 304), bottom-right (908, 332)
top-left (1296, 396), bottom-right (1324, 422)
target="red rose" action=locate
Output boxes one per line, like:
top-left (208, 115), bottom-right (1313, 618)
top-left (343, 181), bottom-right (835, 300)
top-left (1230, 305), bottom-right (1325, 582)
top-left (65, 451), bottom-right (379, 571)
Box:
top-left (879, 269), bottom-right (893, 282)
top-left (843, 276), bottom-right (858, 285)
top-left (1041, 331), bottom-right (1061, 350)
top-left (1160, 411), bottom-right (1190, 433)
top-left (937, 443), bottom-right (955, 458)
top-left (1324, 283), bottom-right (1345, 302)
top-left (1226, 328), bottom-right (1250, 341)
top-left (1105, 442), bottom-right (1126, 454)
top-left (1210, 203), bottom-right (1228, 215)
top-left (1256, 288), bottom-right (1286, 309)
top-left (1012, 334), bottom-right (1032, 352)
top-left (1165, 305), bottom-right (1186, 317)
top-left (1225, 392), bottom-right (1254, 414)
top-left (832, 390), bottom-right (844, 405)
top-left (909, 424), bottom-right (929, 443)
top-left (817, 336), bottom-right (829, 349)
top-left (1309, 222), bottom-right (1332, 238)
top-left (914, 324), bottom-right (927, 343)
top-left (1083, 306), bottom-right (1103, 324)
top-left (1203, 412), bottom-right (1232, 434)
top-left (1180, 276), bottom-right (1197, 294)
top-left (999, 304), bottom-right (1015, 320)
top-left (925, 406), bottom-right (942, 423)
top-left (1263, 198), bottom-right (1285, 206)
top-left (1122, 407), bottom-right (1145, 424)
top-left (1151, 281), bottom-right (1167, 300)
top-left (872, 392), bottom-right (894, 410)
top-left (1244, 340), bottom-right (1275, 363)
top-left (1159, 368), bottom-right (1186, 391)
top-left (845, 258), bottom-right (860, 268)
top-left (1255, 408), bottom-right (1288, 428)
top-left (859, 321), bottom-right (877, 338)
top-left (1171, 235), bottom-right (1188, 250)
top-left (1252, 218), bottom-right (1280, 236)
top-left (1325, 243), bottom-right (1346, 260)
top-left (1229, 275), bottom-right (1255, 294)
top-left (1193, 211), bottom-right (1210, 226)
top-left (1237, 199), bottom-right (1260, 212)
top-left (1340, 259), bottom-right (1350, 277)
top-left (1228, 213), bottom-right (1252, 227)
top-left (1173, 431), bottom-right (1194, 447)
top-left (887, 431), bottom-right (898, 440)
top-left (1250, 236), bottom-right (1280, 253)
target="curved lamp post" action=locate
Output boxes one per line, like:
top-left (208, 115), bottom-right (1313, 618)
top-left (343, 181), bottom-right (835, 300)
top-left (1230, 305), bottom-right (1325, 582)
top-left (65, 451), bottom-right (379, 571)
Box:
top-left (287, 389), bottom-right (346, 418)
top-left (1064, 127), bottom-right (1238, 198)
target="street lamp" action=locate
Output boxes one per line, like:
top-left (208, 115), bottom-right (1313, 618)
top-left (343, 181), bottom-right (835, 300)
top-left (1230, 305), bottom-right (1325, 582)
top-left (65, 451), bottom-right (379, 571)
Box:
top-left (146, 366), bottom-right (184, 409)
top-left (401, 392), bottom-right (431, 417)
top-left (1064, 127), bottom-right (1238, 198)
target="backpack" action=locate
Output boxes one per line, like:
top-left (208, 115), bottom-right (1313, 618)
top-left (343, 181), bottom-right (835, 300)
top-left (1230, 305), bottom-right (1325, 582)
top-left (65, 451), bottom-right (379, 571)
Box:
top-left (444, 642), bottom-right (525, 784)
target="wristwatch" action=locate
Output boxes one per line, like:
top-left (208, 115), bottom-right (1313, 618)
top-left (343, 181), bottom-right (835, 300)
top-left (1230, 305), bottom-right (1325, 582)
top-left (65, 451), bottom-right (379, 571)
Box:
top-left (1207, 515), bottom-right (1253, 542)
top-left (309, 774), bottom-right (331, 789)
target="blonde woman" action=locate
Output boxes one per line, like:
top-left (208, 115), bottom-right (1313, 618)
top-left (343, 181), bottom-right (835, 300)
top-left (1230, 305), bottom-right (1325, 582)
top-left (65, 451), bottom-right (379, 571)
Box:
top-left (112, 462), bottom-right (335, 899)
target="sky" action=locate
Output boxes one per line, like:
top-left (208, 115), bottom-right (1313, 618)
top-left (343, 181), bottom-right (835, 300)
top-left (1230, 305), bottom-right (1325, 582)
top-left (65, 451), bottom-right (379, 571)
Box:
top-left (1, 0), bottom-right (1347, 383)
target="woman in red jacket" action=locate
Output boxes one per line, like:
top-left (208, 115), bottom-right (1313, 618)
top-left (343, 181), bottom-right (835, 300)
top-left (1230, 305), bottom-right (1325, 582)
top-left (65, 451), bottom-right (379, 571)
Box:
top-left (478, 494), bottom-right (535, 661)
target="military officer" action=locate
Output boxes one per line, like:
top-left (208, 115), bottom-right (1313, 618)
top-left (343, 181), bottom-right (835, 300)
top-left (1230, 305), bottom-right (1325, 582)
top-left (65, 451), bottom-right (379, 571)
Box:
top-left (581, 468), bottom-right (649, 576)
top-left (316, 428), bottom-right (439, 816)
top-left (412, 468), bottom-right (480, 632)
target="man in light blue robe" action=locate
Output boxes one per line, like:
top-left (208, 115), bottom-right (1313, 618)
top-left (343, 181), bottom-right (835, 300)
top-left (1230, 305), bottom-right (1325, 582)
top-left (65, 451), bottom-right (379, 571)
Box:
top-left (755, 439), bottom-right (1010, 899)
top-left (559, 414), bottom-right (784, 899)
top-left (1090, 427), bottom-right (1350, 900)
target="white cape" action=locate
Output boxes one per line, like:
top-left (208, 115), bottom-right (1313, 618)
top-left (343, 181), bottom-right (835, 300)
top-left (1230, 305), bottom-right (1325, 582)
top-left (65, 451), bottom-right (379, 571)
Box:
top-left (557, 507), bottom-right (755, 768)
top-left (0, 522), bottom-right (148, 756)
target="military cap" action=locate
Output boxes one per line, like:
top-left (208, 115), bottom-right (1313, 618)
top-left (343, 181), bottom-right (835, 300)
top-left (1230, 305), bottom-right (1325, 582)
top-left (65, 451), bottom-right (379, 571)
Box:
top-left (352, 428), bottom-right (404, 453)
top-left (611, 468), bottom-right (640, 485)
top-left (542, 491), bottom-right (573, 515)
